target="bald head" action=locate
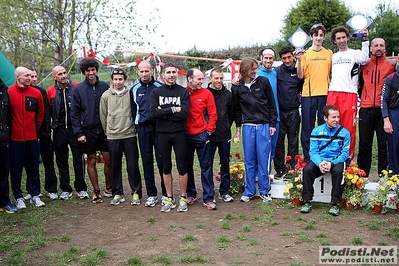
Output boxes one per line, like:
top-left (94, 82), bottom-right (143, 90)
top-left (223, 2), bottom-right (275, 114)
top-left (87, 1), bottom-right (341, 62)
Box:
top-left (137, 60), bottom-right (153, 83)
top-left (52, 66), bottom-right (68, 87)
top-left (14, 67), bottom-right (32, 87)
top-left (186, 68), bottom-right (204, 90)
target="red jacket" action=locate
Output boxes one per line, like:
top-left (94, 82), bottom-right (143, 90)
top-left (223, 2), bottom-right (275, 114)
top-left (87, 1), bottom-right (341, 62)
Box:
top-left (360, 54), bottom-right (396, 108)
top-left (8, 83), bottom-right (44, 141)
top-left (186, 86), bottom-right (217, 135)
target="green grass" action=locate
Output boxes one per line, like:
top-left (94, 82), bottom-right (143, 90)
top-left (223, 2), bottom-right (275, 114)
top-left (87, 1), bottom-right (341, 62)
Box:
top-left (236, 233), bottom-right (249, 241)
top-left (384, 226), bottom-right (399, 241)
top-left (195, 223), bottom-right (205, 229)
top-left (179, 244), bottom-right (198, 252)
top-left (125, 256), bottom-right (148, 266)
top-left (221, 221), bottom-right (231, 230)
top-left (80, 247), bottom-right (109, 265)
top-left (217, 235), bottom-right (232, 243)
top-left (319, 239), bottom-right (332, 246)
top-left (240, 224), bottom-right (251, 233)
top-left (351, 236), bottom-right (363, 245)
top-left (182, 235), bottom-right (196, 242)
top-left (176, 255), bottom-right (208, 263)
top-left (359, 220), bottom-right (387, 230)
top-left (45, 246), bottom-right (82, 266)
top-left (152, 255), bottom-right (171, 265)
top-left (304, 219), bottom-right (316, 230)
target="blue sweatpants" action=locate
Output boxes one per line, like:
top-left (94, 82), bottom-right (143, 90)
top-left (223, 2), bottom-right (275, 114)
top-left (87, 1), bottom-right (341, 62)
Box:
top-left (242, 124), bottom-right (271, 196)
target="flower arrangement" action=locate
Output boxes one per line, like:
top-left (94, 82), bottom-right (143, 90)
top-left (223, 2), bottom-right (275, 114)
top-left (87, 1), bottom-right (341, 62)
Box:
top-left (342, 162), bottom-right (367, 208)
top-left (214, 153), bottom-right (245, 195)
top-left (283, 155), bottom-right (307, 201)
top-left (229, 161), bottom-right (245, 194)
top-left (386, 172), bottom-right (399, 207)
top-left (367, 170), bottom-right (391, 212)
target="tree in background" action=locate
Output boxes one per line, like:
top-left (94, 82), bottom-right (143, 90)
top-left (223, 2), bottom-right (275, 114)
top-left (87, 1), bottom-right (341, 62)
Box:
top-left (0, 0), bottom-right (159, 78)
top-left (368, 2), bottom-right (399, 56)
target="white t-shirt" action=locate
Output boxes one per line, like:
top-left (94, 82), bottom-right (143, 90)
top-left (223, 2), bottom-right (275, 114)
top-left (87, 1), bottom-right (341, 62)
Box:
top-left (329, 41), bottom-right (369, 94)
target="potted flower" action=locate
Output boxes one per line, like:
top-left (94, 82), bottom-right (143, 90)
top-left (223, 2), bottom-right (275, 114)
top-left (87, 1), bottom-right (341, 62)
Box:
top-left (341, 162), bottom-right (367, 209)
top-left (283, 155), bottom-right (307, 206)
top-left (367, 171), bottom-right (391, 214)
top-left (219, 153), bottom-right (245, 195)
top-left (387, 173), bottom-right (399, 213)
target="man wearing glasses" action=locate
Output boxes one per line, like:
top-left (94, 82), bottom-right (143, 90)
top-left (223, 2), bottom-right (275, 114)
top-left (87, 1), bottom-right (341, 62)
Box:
top-left (296, 24), bottom-right (333, 162)
top-left (70, 58), bottom-right (112, 203)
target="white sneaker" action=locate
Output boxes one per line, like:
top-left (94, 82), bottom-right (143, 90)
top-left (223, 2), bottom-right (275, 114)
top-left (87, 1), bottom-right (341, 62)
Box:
top-left (77, 191), bottom-right (89, 199)
top-left (59, 191), bottom-right (73, 200)
top-left (240, 195), bottom-right (251, 202)
top-left (218, 193), bottom-right (234, 202)
top-left (161, 196), bottom-right (168, 206)
top-left (16, 198), bottom-right (26, 209)
top-left (145, 196), bottom-right (158, 207)
top-left (30, 196), bottom-right (45, 207)
top-left (48, 193), bottom-right (58, 200)
top-left (24, 194), bottom-right (32, 200)
top-left (260, 194), bottom-right (272, 202)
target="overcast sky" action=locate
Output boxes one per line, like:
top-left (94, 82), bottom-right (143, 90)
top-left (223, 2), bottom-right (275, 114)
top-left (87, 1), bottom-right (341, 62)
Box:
top-left (133, 0), bottom-right (385, 53)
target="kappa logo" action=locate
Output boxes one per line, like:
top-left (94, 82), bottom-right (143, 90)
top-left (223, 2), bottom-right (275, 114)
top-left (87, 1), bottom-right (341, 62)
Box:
top-left (138, 93), bottom-right (145, 96)
top-left (197, 99), bottom-right (203, 102)
top-left (159, 96), bottom-right (181, 105)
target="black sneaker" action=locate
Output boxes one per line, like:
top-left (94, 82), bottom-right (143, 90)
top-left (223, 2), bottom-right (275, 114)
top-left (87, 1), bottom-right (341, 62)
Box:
top-left (274, 171), bottom-right (285, 179)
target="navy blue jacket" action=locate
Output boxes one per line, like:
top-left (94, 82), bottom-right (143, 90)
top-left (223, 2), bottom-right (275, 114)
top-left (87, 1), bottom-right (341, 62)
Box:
top-left (70, 77), bottom-right (109, 138)
top-left (131, 77), bottom-right (163, 125)
top-left (275, 63), bottom-right (303, 110)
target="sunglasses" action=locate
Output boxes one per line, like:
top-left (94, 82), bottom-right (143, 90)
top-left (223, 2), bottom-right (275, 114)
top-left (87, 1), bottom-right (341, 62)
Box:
top-left (310, 23), bottom-right (324, 30)
top-left (112, 69), bottom-right (125, 75)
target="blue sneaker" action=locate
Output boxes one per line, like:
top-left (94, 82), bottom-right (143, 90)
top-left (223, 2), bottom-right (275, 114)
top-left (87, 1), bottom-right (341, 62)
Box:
top-left (0, 205), bottom-right (18, 214)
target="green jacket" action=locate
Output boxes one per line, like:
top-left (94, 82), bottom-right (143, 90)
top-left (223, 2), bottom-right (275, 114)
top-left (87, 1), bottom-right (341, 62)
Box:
top-left (99, 86), bottom-right (136, 140)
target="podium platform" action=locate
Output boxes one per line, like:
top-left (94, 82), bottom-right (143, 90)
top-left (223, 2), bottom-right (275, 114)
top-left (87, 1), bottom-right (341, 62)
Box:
top-left (266, 174), bottom-right (395, 208)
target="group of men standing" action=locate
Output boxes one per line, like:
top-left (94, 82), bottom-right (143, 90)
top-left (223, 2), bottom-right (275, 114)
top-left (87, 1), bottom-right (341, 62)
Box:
top-left (1, 22), bottom-right (399, 215)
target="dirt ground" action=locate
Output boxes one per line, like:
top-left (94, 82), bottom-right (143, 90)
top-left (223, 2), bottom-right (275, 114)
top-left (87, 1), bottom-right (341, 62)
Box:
top-left (27, 173), bottom-right (399, 266)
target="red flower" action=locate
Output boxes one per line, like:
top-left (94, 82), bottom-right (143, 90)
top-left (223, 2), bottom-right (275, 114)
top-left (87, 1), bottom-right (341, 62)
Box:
top-left (215, 175), bottom-right (221, 181)
top-left (359, 169), bottom-right (366, 177)
top-left (286, 155), bottom-right (292, 162)
top-left (235, 153), bottom-right (241, 160)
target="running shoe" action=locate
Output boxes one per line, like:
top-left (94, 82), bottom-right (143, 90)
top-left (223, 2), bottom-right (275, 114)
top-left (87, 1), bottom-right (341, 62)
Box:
top-left (110, 195), bottom-right (125, 205)
top-left (177, 197), bottom-right (188, 212)
top-left (160, 197), bottom-right (176, 212)
top-left (131, 192), bottom-right (141, 205)
top-left (145, 196), bottom-right (158, 207)
top-left (0, 205), bottom-right (18, 213)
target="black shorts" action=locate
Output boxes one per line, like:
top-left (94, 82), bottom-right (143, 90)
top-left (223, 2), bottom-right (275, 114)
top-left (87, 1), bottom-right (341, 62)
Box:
top-left (81, 130), bottom-right (108, 154)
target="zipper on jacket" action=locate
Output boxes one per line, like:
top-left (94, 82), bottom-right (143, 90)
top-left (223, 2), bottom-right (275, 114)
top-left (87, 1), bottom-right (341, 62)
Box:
top-left (62, 89), bottom-right (68, 129)
top-left (373, 59), bottom-right (378, 108)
